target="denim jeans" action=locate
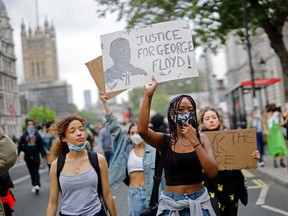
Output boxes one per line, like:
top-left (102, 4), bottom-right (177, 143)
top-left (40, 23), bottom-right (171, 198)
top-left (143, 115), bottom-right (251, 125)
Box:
top-left (128, 186), bottom-right (147, 216)
top-left (160, 188), bottom-right (210, 216)
top-left (256, 131), bottom-right (264, 163)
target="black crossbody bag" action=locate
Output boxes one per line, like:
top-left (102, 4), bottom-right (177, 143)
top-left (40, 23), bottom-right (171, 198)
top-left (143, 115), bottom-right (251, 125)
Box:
top-left (140, 134), bottom-right (169, 216)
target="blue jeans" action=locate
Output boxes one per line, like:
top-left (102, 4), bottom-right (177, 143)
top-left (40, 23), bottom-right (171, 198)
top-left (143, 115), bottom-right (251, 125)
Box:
top-left (160, 188), bottom-right (210, 216)
top-left (256, 131), bottom-right (264, 163)
top-left (128, 186), bottom-right (147, 216)
top-left (104, 149), bottom-right (114, 166)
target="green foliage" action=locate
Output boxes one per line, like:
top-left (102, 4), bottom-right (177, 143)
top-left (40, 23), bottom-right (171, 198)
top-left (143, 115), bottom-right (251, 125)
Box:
top-left (75, 110), bottom-right (99, 125)
top-left (94, 0), bottom-right (288, 100)
top-left (28, 106), bottom-right (57, 125)
top-left (151, 93), bottom-right (170, 116)
top-left (128, 87), bottom-right (145, 117)
top-left (128, 75), bottom-right (204, 116)
top-left (157, 76), bottom-right (205, 94)
top-left (94, 0), bottom-right (287, 51)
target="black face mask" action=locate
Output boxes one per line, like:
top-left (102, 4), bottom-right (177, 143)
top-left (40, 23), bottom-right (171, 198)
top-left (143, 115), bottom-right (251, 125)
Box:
top-left (176, 112), bottom-right (198, 128)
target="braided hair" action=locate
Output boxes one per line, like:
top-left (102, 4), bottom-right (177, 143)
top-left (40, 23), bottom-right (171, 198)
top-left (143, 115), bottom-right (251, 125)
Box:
top-left (167, 95), bottom-right (200, 143)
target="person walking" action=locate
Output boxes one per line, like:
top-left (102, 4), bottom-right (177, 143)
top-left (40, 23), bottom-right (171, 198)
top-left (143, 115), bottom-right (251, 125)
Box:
top-left (98, 124), bottom-right (114, 166)
top-left (99, 91), bottom-right (164, 216)
top-left (248, 109), bottom-right (265, 167)
top-left (138, 77), bottom-right (218, 216)
top-left (42, 121), bottom-right (56, 171)
top-left (46, 114), bottom-right (116, 216)
top-left (199, 106), bottom-right (260, 216)
top-left (17, 119), bottom-right (45, 194)
top-left (263, 104), bottom-right (287, 168)
top-left (282, 104), bottom-right (288, 145)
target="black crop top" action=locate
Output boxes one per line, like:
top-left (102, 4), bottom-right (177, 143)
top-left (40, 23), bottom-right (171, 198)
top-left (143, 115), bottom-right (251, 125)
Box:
top-left (163, 136), bottom-right (203, 186)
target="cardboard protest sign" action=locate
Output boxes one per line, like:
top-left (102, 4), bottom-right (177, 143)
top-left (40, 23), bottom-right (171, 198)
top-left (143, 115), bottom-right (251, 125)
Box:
top-left (203, 129), bottom-right (257, 170)
top-left (100, 20), bottom-right (198, 93)
top-left (85, 56), bottom-right (124, 98)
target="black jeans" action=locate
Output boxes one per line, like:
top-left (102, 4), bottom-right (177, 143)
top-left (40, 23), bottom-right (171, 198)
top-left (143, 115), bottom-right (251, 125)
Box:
top-left (24, 155), bottom-right (40, 186)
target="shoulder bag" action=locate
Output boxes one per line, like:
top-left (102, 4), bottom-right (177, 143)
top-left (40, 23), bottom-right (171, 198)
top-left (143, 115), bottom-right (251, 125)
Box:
top-left (140, 134), bottom-right (169, 216)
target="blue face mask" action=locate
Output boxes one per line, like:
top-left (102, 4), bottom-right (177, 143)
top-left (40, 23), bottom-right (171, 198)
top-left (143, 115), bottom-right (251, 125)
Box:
top-left (176, 112), bottom-right (197, 128)
top-left (68, 141), bottom-right (88, 152)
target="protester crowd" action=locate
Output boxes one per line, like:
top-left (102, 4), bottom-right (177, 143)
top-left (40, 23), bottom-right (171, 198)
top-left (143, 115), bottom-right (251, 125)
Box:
top-left (2, 82), bottom-right (288, 215)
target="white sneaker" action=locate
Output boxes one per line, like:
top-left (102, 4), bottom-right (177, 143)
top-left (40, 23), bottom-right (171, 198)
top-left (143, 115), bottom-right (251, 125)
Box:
top-left (35, 185), bottom-right (40, 194)
top-left (258, 161), bottom-right (265, 167)
top-left (32, 185), bottom-right (40, 194)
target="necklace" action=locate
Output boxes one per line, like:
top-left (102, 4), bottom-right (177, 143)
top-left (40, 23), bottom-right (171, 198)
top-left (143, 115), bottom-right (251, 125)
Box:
top-left (75, 168), bottom-right (80, 174)
top-left (69, 158), bottom-right (82, 174)
top-left (178, 139), bottom-right (193, 147)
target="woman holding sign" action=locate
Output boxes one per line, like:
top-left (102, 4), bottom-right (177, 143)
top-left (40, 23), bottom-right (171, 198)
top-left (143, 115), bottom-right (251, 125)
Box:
top-left (199, 106), bottom-right (260, 216)
top-left (99, 91), bottom-right (165, 216)
top-left (138, 76), bottom-right (217, 216)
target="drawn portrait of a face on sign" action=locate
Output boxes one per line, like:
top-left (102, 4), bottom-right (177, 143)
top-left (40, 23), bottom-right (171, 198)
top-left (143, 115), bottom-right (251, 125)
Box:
top-left (104, 37), bottom-right (148, 91)
top-left (101, 20), bottom-right (199, 93)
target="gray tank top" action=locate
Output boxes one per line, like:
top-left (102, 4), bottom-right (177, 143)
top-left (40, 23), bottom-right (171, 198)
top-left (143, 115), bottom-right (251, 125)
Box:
top-left (59, 167), bottom-right (101, 215)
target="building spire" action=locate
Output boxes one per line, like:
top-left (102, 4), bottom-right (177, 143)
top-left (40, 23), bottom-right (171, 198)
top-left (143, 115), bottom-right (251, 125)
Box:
top-left (35, 0), bottom-right (39, 27)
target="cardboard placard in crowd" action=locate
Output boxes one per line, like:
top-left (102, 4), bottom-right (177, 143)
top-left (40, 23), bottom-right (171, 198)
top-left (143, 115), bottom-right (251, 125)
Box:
top-left (203, 128), bottom-right (257, 170)
top-left (85, 56), bottom-right (124, 98)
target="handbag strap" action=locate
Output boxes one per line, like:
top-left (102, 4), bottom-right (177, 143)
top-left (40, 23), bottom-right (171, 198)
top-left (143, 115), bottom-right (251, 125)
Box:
top-left (148, 134), bottom-right (170, 207)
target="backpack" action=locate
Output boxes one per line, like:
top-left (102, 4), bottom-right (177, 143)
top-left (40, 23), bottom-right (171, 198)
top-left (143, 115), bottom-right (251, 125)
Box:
top-left (0, 128), bottom-right (17, 176)
top-left (56, 151), bottom-right (108, 215)
top-left (56, 150), bottom-right (102, 194)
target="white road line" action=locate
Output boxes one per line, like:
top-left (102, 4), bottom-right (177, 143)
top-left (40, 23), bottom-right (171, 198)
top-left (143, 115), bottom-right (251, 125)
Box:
top-left (13, 169), bottom-right (48, 185)
top-left (255, 186), bottom-right (269, 205)
top-left (262, 205), bottom-right (288, 216)
top-left (248, 185), bottom-right (263, 189)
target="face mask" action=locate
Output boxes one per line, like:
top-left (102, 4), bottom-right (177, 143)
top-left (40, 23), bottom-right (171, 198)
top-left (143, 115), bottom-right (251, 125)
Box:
top-left (27, 125), bottom-right (35, 137)
top-left (130, 134), bottom-right (143, 145)
top-left (176, 112), bottom-right (197, 128)
top-left (68, 141), bottom-right (88, 151)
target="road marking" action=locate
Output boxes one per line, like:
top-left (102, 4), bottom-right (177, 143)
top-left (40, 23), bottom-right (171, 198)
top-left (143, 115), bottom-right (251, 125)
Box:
top-left (255, 186), bottom-right (269, 205)
top-left (262, 205), bottom-right (288, 216)
top-left (13, 169), bottom-right (48, 185)
top-left (253, 179), bottom-right (268, 187)
top-left (10, 162), bottom-right (26, 169)
top-left (248, 185), bottom-right (262, 189)
top-left (242, 169), bottom-right (254, 178)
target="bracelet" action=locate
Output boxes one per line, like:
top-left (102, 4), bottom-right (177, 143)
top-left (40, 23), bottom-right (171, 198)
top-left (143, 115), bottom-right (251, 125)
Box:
top-left (193, 143), bottom-right (202, 148)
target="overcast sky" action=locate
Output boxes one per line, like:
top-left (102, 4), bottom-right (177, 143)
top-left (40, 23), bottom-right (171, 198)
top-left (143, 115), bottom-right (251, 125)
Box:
top-left (3, 0), bottom-right (226, 110)
top-left (3, 0), bottom-right (127, 110)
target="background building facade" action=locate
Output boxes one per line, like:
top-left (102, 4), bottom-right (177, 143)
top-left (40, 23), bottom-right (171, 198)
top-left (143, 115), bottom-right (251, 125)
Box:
top-left (19, 15), bottom-right (73, 118)
top-left (0, 0), bottom-right (21, 137)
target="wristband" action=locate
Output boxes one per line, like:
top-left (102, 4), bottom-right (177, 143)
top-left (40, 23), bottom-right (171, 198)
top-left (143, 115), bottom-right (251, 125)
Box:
top-left (193, 143), bottom-right (201, 148)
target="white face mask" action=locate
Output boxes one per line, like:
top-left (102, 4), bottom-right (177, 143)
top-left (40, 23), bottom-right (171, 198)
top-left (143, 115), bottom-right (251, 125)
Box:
top-left (130, 134), bottom-right (143, 145)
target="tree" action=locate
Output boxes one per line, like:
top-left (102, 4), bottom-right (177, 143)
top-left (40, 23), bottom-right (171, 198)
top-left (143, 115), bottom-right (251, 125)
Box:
top-left (76, 110), bottom-right (99, 125)
top-left (28, 106), bottom-right (57, 125)
top-left (151, 93), bottom-right (170, 116)
top-left (95, 0), bottom-right (288, 101)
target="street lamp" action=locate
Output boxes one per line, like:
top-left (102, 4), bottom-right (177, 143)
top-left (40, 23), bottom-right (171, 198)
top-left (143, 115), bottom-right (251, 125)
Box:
top-left (241, 0), bottom-right (257, 108)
